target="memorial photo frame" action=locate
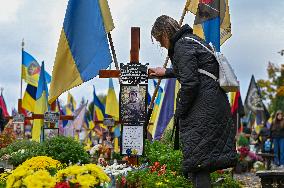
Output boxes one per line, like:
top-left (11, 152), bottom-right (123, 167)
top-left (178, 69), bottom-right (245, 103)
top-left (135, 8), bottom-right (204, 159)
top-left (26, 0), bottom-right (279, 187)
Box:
top-left (24, 124), bottom-right (32, 139)
top-left (13, 123), bottom-right (24, 139)
top-left (120, 85), bottom-right (147, 124)
top-left (43, 128), bottom-right (59, 141)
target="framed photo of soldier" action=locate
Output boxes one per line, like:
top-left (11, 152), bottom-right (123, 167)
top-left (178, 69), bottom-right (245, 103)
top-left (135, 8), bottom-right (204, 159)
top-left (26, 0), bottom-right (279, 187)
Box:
top-left (43, 128), bottom-right (59, 141)
top-left (120, 85), bottom-right (147, 124)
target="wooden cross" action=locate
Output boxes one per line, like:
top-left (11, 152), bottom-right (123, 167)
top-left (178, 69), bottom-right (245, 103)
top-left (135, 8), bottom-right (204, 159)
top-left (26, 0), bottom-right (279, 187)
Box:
top-left (5, 99), bottom-right (74, 137)
top-left (99, 27), bottom-right (147, 165)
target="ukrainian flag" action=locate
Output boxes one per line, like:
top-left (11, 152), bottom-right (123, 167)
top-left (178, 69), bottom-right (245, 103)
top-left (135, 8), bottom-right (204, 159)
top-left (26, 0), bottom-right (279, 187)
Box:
top-left (48, 0), bottom-right (114, 104)
top-left (32, 62), bottom-right (49, 142)
top-left (66, 92), bottom-right (77, 115)
top-left (22, 84), bottom-right (37, 112)
top-left (105, 78), bottom-right (120, 152)
top-left (22, 50), bottom-right (51, 87)
top-left (105, 78), bottom-right (119, 120)
top-left (186, 0), bottom-right (232, 51)
top-left (148, 80), bottom-right (164, 138)
top-left (154, 79), bottom-right (179, 140)
top-left (93, 85), bottom-right (106, 130)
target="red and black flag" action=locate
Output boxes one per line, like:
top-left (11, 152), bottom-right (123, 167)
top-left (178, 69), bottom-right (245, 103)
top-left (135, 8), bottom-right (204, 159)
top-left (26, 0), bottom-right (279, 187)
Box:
top-left (231, 91), bottom-right (245, 133)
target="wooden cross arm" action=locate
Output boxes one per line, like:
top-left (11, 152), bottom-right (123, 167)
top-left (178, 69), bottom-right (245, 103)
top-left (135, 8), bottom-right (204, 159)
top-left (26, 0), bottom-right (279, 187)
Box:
top-left (99, 70), bottom-right (120, 78)
top-left (4, 114), bottom-right (74, 120)
top-left (99, 70), bottom-right (175, 79)
top-left (93, 120), bottom-right (153, 125)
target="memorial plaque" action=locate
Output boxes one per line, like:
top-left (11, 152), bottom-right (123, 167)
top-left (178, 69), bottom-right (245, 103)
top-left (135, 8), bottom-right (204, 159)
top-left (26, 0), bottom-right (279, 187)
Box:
top-left (120, 63), bottom-right (148, 85)
top-left (121, 125), bottom-right (144, 156)
top-left (12, 113), bottom-right (25, 123)
top-left (44, 111), bottom-right (60, 123)
top-left (103, 118), bottom-right (115, 127)
top-left (120, 62), bottom-right (148, 156)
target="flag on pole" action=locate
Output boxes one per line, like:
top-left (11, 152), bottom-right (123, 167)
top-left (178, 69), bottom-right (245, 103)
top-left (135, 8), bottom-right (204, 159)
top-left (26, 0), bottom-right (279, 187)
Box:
top-left (231, 91), bottom-right (245, 133)
top-left (148, 80), bottom-right (164, 138)
top-left (66, 92), bottom-right (77, 115)
top-left (105, 78), bottom-right (119, 119)
top-left (245, 75), bottom-right (270, 126)
top-left (48, 0), bottom-right (114, 104)
top-left (186, 0), bottom-right (232, 51)
top-left (64, 104), bottom-right (86, 137)
top-left (154, 79), bottom-right (179, 140)
top-left (32, 62), bottom-right (49, 142)
top-left (22, 50), bottom-right (51, 87)
top-left (105, 78), bottom-right (120, 152)
top-left (93, 86), bottom-right (106, 131)
top-left (22, 84), bottom-right (37, 112)
top-left (0, 91), bottom-right (9, 117)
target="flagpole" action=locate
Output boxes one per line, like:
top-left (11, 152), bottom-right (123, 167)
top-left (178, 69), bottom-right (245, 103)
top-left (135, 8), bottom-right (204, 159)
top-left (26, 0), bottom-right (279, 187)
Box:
top-left (20, 39), bottom-right (24, 99)
top-left (237, 112), bottom-right (239, 134)
top-left (147, 1), bottom-right (189, 122)
top-left (107, 33), bottom-right (119, 71)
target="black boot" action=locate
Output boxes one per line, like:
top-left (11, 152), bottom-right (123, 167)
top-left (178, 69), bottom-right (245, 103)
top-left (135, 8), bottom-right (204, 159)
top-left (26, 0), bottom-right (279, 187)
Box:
top-left (192, 170), bottom-right (211, 188)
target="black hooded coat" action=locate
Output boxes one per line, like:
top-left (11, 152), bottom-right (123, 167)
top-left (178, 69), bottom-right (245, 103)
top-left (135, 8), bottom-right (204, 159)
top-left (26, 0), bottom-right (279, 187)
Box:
top-left (165, 25), bottom-right (237, 173)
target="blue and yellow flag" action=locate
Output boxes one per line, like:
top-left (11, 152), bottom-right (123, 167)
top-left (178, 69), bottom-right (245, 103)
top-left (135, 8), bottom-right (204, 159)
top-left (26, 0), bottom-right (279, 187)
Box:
top-left (22, 50), bottom-right (51, 87)
top-left (105, 78), bottom-right (120, 152)
top-left (32, 62), bottom-right (49, 142)
top-left (154, 79), bottom-right (179, 140)
top-left (66, 92), bottom-right (77, 115)
top-left (22, 84), bottom-right (37, 112)
top-left (186, 0), bottom-right (231, 51)
top-left (148, 80), bottom-right (164, 138)
top-left (93, 85), bottom-right (106, 130)
top-left (48, 0), bottom-right (114, 104)
top-left (105, 78), bottom-right (119, 120)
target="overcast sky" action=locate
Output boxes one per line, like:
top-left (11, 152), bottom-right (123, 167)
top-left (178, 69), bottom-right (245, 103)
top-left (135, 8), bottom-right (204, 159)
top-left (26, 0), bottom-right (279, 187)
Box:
top-left (0, 0), bottom-right (284, 112)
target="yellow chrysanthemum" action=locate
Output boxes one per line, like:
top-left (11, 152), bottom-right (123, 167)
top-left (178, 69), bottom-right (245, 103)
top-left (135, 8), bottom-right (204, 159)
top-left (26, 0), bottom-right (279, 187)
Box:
top-left (76, 174), bottom-right (97, 187)
top-left (23, 170), bottom-right (56, 188)
top-left (56, 164), bottom-right (110, 185)
top-left (0, 172), bottom-right (10, 183)
top-left (6, 156), bottom-right (60, 188)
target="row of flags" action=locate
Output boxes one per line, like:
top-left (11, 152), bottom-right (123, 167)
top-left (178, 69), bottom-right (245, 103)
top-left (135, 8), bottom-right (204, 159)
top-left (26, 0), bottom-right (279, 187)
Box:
top-left (5, 0), bottom-right (271, 144)
top-left (16, 0), bottom-right (115, 142)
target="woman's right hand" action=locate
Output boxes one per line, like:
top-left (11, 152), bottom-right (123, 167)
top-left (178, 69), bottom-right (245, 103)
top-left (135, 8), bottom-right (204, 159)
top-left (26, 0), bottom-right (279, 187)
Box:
top-left (149, 67), bottom-right (166, 77)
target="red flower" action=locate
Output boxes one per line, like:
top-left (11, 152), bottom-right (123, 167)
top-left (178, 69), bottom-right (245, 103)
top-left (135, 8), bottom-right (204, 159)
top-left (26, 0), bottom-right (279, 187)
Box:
top-left (55, 182), bottom-right (70, 188)
top-left (154, 162), bottom-right (160, 168)
top-left (121, 176), bottom-right (126, 186)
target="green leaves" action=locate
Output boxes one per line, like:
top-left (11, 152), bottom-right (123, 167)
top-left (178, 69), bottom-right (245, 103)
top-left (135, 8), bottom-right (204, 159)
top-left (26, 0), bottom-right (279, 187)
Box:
top-left (141, 140), bottom-right (183, 173)
top-left (41, 136), bottom-right (90, 165)
top-left (0, 136), bottom-right (91, 167)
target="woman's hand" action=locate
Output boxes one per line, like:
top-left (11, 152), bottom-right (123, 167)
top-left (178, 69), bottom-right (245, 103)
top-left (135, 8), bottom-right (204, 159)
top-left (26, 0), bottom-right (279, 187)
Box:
top-left (149, 67), bottom-right (166, 77)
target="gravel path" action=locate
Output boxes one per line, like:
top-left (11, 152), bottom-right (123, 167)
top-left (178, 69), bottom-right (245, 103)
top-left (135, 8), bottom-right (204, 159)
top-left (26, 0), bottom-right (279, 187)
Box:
top-left (234, 172), bottom-right (261, 188)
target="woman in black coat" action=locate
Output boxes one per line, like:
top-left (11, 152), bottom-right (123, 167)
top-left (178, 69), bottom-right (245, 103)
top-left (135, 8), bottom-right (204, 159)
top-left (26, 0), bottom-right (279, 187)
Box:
top-left (149, 15), bottom-right (237, 187)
